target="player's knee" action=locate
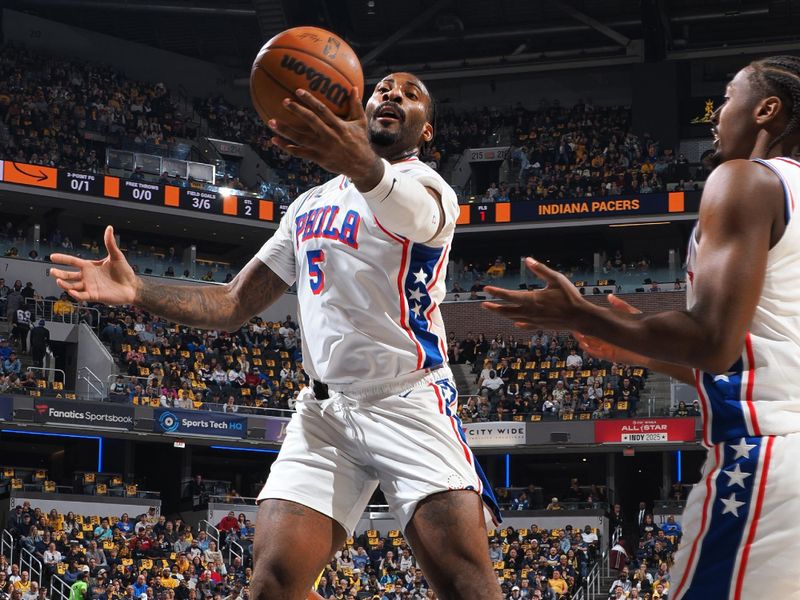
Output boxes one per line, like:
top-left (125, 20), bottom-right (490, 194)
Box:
top-left (426, 555), bottom-right (500, 600)
top-left (435, 573), bottom-right (499, 600)
top-left (250, 555), bottom-right (302, 600)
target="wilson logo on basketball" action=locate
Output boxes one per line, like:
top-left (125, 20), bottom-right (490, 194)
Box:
top-left (279, 55), bottom-right (350, 108)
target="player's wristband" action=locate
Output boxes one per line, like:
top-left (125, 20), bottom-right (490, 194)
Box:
top-left (360, 159), bottom-right (441, 243)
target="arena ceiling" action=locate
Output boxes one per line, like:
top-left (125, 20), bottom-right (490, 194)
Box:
top-left (6, 0), bottom-right (800, 81)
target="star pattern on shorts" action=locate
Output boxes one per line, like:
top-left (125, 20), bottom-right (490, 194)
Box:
top-left (413, 268), bottom-right (428, 284)
top-left (730, 438), bottom-right (756, 460)
top-left (723, 463), bottom-right (752, 489)
top-left (720, 493), bottom-right (746, 517)
top-left (410, 302), bottom-right (422, 318)
top-left (408, 288), bottom-right (425, 302)
top-left (440, 384), bottom-right (455, 402)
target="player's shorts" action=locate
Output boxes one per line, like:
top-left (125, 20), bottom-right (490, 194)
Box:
top-left (670, 432), bottom-right (800, 599)
top-left (257, 366), bottom-right (501, 534)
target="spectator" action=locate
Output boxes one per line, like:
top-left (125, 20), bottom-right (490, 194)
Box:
top-left (608, 567), bottom-right (632, 596)
top-left (3, 352), bottom-right (21, 375)
top-left (547, 570), bottom-right (568, 597)
top-left (116, 513), bottom-right (135, 535)
top-left (481, 370), bottom-right (504, 395)
top-left (511, 493), bottom-right (530, 511)
top-left (203, 541), bottom-right (223, 565)
top-left (661, 515), bottom-right (682, 540)
top-left (53, 294), bottom-right (75, 322)
top-left (609, 538), bottom-right (628, 574)
top-left (546, 497), bottom-right (563, 511)
top-left (12, 572), bottom-right (31, 595)
top-left (217, 511), bottom-right (239, 540)
top-left (93, 518), bottom-right (113, 541)
top-left (28, 320), bottom-right (50, 369)
top-left (109, 376), bottom-right (130, 403)
top-left (69, 570), bottom-right (89, 600)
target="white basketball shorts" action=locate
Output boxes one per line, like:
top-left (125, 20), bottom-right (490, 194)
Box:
top-left (257, 366), bottom-right (500, 534)
top-left (670, 432), bottom-right (800, 599)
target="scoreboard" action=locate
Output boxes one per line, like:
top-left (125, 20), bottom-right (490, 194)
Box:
top-left (0, 160), bottom-right (699, 227)
top-left (0, 160), bottom-right (283, 223)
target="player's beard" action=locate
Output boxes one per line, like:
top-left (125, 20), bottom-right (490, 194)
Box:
top-left (368, 122), bottom-right (402, 147)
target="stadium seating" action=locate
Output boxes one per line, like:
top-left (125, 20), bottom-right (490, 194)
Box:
top-left (3, 502), bottom-right (618, 600)
top-left (0, 41), bottom-right (702, 207)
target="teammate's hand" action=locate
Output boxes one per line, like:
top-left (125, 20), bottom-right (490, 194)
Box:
top-left (268, 87), bottom-right (381, 181)
top-left (49, 225), bottom-right (140, 305)
top-left (482, 257), bottom-right (594, 330)
top-left (573, 295), bottom-right (651, 366)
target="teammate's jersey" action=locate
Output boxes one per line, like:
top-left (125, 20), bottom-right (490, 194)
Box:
top-left (687, 156), bottom-right (800, 443)
top-left (257, 158), bottom-right (460, 386)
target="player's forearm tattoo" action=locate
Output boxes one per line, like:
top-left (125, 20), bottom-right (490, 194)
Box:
top-left (135, 281), bottom-right (236, 331)
top-left (133, 267), bottom-right (287, 331)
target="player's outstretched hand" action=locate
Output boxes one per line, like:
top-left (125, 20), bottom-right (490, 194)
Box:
top-left (574, 294), bottom-right (651, 365)
top-left (49, 225), bottom-right (140, 305)
top-left (482, 257), bottom-right (594, 330)
top-left (268, 87), bottom-right (378, 178)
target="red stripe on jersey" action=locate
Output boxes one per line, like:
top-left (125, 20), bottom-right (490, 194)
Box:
top-left (373, 216), bottom-right (406, 243)
top-left (671, 444), bottom-right (722, 600)
top-left (744, 333), bottom-right (761, 436)
top-left (375, 216), bottom-right (423, 368)
top-left (733, 435), bottom-right (774, 599)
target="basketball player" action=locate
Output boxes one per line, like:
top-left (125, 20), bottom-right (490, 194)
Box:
top-left (483, 56), bottom-right (800, 599)
top-left (49, 72), bottom-right (502, 600)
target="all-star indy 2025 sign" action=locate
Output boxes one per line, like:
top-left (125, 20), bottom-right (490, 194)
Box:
top-left (154, 409), bottom-right (246, 439)
top-left (594, 418), bottom-right (696, 443)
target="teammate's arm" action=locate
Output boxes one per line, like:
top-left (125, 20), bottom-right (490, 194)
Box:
top-left (573, 295), bottom-right (695, 384)
top-left (484, 160), bottom-right (782, 375)
top-left (50, 225), bottom-right (287, 331)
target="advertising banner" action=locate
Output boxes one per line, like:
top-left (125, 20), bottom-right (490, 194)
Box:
top-left (594, 418), bottom-right (696, 444)
top-left (463, 421), bottom-right (527, 448)
top-left (154, 409), bottom-right (246, 438)
top-left (32, 399), bottom-right (134, 430)
top-left (263, 417), bottom-right (290, 443)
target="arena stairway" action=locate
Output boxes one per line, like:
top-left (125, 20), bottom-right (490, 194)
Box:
top-left (593, 571), bottom-right (625, 600)
top-left (642, 371), bottom-right (674, 416)
top-left (451, 362), bottom-right (479, 397)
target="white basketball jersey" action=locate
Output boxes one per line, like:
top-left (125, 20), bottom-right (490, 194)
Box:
top-left (257, 158), bottom-right (460, 386)
top-left (687, 156), bottom-right (800, 442)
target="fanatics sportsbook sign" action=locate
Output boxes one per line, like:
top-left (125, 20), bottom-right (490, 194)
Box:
top-left (594, 418), bottom-right (696, 444)
top-left (32, 399), bottom-right (134, 430)
top-left (463, 422), bottom-right (527, 448)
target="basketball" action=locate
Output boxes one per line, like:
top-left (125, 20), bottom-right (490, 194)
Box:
top-left (250, 26), bottom-right (364, 131)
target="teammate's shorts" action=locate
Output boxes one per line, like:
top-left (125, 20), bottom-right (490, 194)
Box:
top-left (257, 366), bottom-right (501, 534)
top-left (670, 433), bottom-right (800, 599)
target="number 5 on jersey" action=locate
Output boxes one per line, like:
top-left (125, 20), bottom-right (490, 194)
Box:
top-left (307, 249), bottom-right (326, 295)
